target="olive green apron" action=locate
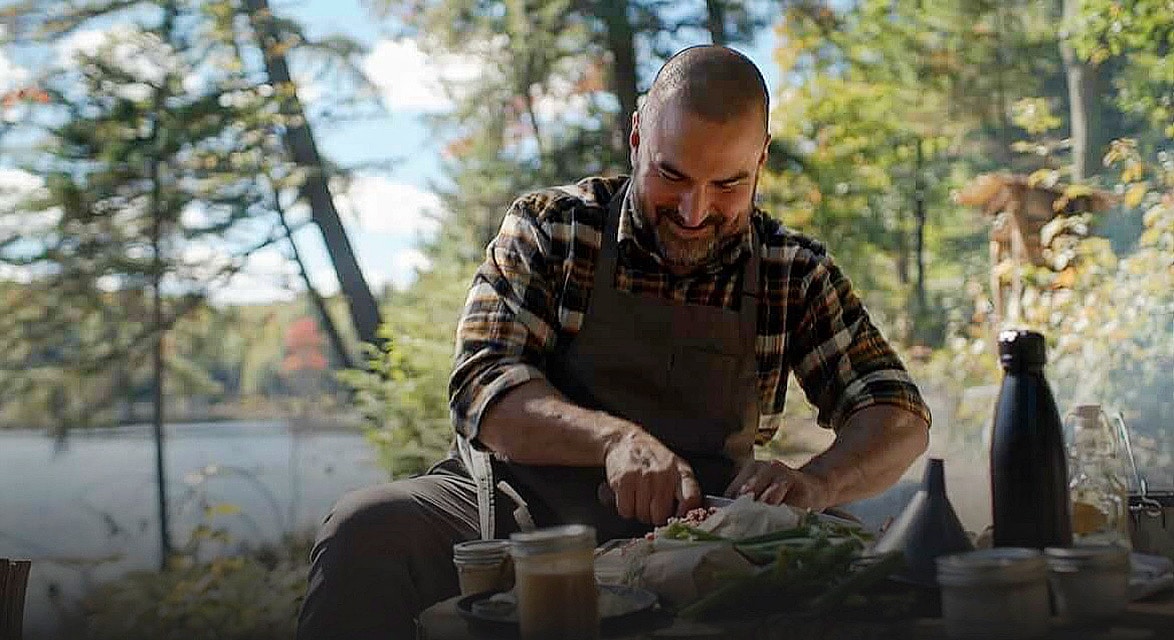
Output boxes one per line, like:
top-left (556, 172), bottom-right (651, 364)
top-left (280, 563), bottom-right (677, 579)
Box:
top-left (462, 181), bottom-right (760, 541)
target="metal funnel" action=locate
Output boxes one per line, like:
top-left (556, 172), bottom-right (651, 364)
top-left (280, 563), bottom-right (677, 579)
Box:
top-left (872, 458), bottom-right (974, 587)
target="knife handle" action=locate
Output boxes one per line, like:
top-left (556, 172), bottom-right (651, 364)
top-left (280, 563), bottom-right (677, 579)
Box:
top-left (597, 482), bottom-right (616, 507)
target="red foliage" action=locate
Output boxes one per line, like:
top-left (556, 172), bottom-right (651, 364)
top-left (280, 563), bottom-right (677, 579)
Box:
top-left (282, 316), bottom-right (327, 372)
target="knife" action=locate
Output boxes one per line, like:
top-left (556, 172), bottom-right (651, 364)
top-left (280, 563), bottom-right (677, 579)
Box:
top-left (597, 483), bottom-right (860, 524)
top-left (596, 482), bottom-right (733, 510)
top-left (702, 495), bottom-right (734, 509)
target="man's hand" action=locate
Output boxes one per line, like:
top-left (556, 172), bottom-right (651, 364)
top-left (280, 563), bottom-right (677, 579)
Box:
top-left (604, 428), bottom-right (702, 525)
top-left (721, 405), bottom-right (929, 511)
top-left (723, 459), bottom-right (834, 511)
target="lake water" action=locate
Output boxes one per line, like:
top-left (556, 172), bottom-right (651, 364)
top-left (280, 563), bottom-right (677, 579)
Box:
top-left (0, 420), bottom-right (388, 639)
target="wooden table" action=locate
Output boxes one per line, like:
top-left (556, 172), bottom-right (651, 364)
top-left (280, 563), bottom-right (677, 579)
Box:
top-left (418, 588), bottom-right (1174, 640)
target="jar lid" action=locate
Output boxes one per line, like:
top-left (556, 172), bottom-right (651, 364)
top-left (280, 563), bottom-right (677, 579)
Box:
top-left (937, 548), bottom-right (1046, 586)
top-left (510, 524), bottom-right (596, 557)
top-left (1044, 545), bottom-right (1129, 572)
top-left (453, 539), bottom-right (510, 564)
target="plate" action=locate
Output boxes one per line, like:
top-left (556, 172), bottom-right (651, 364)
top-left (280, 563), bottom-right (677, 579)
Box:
top-left (1131, 552), bottom-right (1174, 601)
top-left (456, 583), bottom-right (658, 627)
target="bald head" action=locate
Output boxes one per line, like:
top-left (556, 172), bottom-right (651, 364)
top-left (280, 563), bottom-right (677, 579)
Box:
top-left (642, 45), bottom-right (769, 136)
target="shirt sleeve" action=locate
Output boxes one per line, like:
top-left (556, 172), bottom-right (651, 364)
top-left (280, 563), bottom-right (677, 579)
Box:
top-left (786, 252), bottom-right (931, 430)
top-left (448, 194), bottom-right (564, 443)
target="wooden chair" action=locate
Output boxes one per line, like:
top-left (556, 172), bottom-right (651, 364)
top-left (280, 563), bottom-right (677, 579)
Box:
top-left (0, 559), bottom-right (31, 640)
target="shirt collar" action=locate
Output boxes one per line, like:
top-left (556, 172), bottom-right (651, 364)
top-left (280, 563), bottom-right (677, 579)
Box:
top-left (616, 179), bottom-right (754, 275)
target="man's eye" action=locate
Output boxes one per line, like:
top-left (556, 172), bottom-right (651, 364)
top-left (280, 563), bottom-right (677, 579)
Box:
top-left (658, 169), bottom-right (683, 182)
top-left (716, 182), bottom-right (740, 192)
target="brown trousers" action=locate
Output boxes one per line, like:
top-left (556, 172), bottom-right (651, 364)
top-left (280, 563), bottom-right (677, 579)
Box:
top-left (295, 458), bottom-right (518, 640)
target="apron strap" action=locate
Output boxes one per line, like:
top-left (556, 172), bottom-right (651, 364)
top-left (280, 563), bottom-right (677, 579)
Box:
top-left (592, 181), bottom-right (627, 303)
top-left (740, 222), bottom-right (760, 344)
top-left (456, 436), bottom-right (496, 539)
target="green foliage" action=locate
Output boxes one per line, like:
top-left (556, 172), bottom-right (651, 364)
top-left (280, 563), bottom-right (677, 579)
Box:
top-left (340, 260), bottom-right (477, 477)
top-left (913, 142), bottom-right (1173, 473)
top-left (1021, 142), bottom-right (1173, 481)
top-left (82, 555), bottom-right (303, 640)
top-left (0, 287), bottom-right (355, 429)
top-left (80, 509), bottom-right (311, 640)
top-left (1069, 0), bottom-right (1174, 137)
top-left (763, 0), bottom-right (1005, 344)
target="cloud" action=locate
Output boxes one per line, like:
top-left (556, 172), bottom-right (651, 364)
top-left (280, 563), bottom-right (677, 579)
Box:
top-left (387, 248), bottom-right (431, 290)
top-left (0, 263), bottom-right (32, 284)
top-left (0, 168), bottom-right (42, 205)
top-left (336, 176), bottom-right (443, 238)
top-left (56, 26), bottom-right (179, 102)
top-left (308, 267), bottom-right (341, 297)
top-left (309, 248), bottom-right (430, 296)
top-left (0, 50), bottom-right (29, 93)
top-left (0, 169), bottom-right (59, 237)
top-left (200, 246), bottom-right (301, 306)
top-left (362, 38), bottom-right (486, 112)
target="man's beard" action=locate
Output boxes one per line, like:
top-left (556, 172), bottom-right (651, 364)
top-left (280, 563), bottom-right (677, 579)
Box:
top-left (653, 207), bottom-right (724, 270)
top-left (631, 184), bottom-right (752, 273)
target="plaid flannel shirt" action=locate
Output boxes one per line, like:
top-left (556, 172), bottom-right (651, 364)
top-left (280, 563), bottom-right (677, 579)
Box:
top-left (449, 176), bottom-right (929, 446)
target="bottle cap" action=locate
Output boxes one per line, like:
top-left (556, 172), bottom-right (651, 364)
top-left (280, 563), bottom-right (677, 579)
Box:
top-left (998, 329), bottom-right (1047, 369)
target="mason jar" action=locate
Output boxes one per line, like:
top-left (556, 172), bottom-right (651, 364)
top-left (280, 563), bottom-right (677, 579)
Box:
top-left (937, 548), bottom-right (1050, 640)
top-left (1045, 545), bottom-right (1130, 624)
top-left (510, 524), bottom-right (599, 640)
top-left (452, 539), bottom-right (513, 596)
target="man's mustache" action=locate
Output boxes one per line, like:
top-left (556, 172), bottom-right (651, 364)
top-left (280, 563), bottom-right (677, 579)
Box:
top-left (655, 207), bottom-right (721, 231)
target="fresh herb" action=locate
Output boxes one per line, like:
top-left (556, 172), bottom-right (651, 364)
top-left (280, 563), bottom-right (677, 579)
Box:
top-left (673, 516), bottom-right (900, 621)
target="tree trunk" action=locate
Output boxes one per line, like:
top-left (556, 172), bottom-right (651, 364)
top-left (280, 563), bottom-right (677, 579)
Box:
top-left (914, 138), bottom-right (927, 315)
top-left (1060, 0), bottom-right (1099, 182)
top-left (243, 0), bottom-right (384, 349)
top-left (597, 0), bottom-right (638, 159)
top-left (993, 3), bottom-right (1013, 167)
top-left (271, 184), bottom-right (357, 371)
top-left (705, 0), bottom-right (728, 45)
top-left (149, 0), bottom-right (176, 571)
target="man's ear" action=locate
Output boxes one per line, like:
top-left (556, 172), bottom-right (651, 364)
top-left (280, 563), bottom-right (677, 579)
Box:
top-left (758, 134), bottom-right (771, 169)
top-left (629, 110), bottom-right (641, 166)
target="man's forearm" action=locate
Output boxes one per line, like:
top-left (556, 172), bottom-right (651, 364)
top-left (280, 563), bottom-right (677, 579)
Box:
top-left (799, 404), bottom-right (929, 506)
top-left (476, 379), bottom-right (636, 466)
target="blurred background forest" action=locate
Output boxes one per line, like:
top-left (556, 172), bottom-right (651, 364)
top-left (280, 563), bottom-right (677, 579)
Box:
top-left (0, 0), bottom-right (1171, 638)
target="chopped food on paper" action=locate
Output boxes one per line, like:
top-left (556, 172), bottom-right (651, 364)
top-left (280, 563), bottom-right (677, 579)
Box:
top-left (613, 495), bottom-right (904, 620)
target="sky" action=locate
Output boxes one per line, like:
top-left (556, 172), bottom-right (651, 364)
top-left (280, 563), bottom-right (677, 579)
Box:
top-left (0, 0), bottom-right (781, 305)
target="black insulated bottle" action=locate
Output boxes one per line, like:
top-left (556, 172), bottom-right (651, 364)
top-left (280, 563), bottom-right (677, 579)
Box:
top-left (990, 329), bottom-right (1073, 548)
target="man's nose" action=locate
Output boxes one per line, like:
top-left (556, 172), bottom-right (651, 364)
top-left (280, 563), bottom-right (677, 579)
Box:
top-left (678, 186), bottom-right (711, 227)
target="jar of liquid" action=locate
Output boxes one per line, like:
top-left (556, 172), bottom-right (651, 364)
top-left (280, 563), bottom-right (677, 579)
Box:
top-left (1045, 545), bottom-right (1130, 624)
top-left (510, 524), bottom-right (599, 640)
top-left (452, 539), bottom-right (513, 596)
top-left (937, 548), bottom-right (1050, 640)
top-left (1065, 404), bottom-right (1131, 548)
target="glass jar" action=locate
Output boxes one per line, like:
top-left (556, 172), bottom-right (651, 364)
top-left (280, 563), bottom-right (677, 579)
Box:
top-left (1045, 545), bottom-right (1130, 624)
top-left (510, 524), bottom-right (599, 640)
top-left (453, 539), bottom-right (513, 596)
top-left (1065, 404), bottom-right (1131, 548)
top-left (937, 548), bottom-right (1050, 640)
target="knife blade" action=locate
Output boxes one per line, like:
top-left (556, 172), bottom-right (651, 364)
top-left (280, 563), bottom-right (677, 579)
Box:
top-left (596, 483), bottom-right (734, 510)
top-left (702, 495), bottom-right (734, 508)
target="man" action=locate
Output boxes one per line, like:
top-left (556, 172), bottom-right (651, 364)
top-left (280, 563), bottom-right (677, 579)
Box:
top-left (297, 45), bottom-right (929, 640)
